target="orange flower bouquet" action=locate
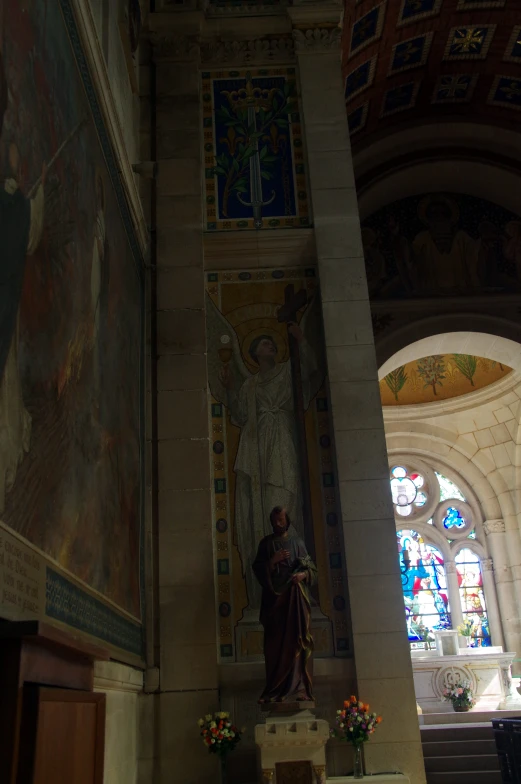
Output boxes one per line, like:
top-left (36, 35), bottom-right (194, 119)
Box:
top-left (330, 696), bottom-right (382, 779)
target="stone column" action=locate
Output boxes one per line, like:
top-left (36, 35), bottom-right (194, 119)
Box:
top-left (290, 9), bottom-right (426, 783)
top-left (481, 558), bottom-right (505, 649)
top-left (445, 561), bottom-right (464, 631)
top-left (484, 519), bottom-right (521, 659)
top-left (151, 21), bottom-right (219, 784)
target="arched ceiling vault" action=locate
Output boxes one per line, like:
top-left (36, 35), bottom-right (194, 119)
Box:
top-left (342, 0), bottom-right (521, 177)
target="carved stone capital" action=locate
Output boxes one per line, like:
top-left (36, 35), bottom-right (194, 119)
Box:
top-left (262, 770), bottom-right (274, 783)
top-left (484, 519), bottom-right (506, 536)
top-left (150, 32), bottom-right (200, 62)
top-left (445, 561), bottom-right (457, 575)
top-left (293, 26), bottom-right (342, 53)
top-left (314, 765), bottom-right (327, 784)
top-left (200, 36), bottom-right (295, 65)
top-left (481, 558), bottom-right (494, 572)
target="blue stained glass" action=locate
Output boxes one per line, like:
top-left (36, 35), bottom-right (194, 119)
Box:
top-left (397, 530), bottom-right (451, 644)
top-left (443, 506), bottom-right (465, 529)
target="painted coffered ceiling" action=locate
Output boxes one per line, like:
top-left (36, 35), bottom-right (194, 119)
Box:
top-left (342, 0), bottom-right (521, 150)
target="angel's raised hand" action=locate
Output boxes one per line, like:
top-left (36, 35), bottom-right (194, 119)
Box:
top-left (219, 364), bottom-right (233, 389)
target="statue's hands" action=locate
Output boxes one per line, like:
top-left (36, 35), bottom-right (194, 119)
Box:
top-left (270, 549), bottom-right (290, 568)
top-left (287, 322), bottom-right (303, 343)
top-left (219, 364), bottom-right (233, 389)
top-left (291, 572), bottom-right (306, 584)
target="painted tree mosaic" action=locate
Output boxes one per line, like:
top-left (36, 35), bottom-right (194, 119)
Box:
top-left (380, 354), bottom-right (511, 406)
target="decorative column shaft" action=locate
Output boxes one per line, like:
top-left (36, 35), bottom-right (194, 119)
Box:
top-left (291, 11), bottom-right (425, 783)
top-left (445, 561), bottom-right (464, 632)
top-left (484, 519), bottom-right (521, 660)
top-left (480, 558), bottom-right (504, 648)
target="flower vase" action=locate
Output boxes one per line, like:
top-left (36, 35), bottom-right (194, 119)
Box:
top-left (466, 637), bottom-right (473, 649)
top-left (353, 744), bottom-right (364, 779)
top-left (220, 755), bottom-right (228, 784)
top-left (454, 705), bottom-right (470, 712)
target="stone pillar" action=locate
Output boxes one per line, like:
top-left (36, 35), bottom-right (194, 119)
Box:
top-left (445, 561), bottom-right (464, 632)
top-left (484, 519), bottom-right (521, 659)
top-left (151, 21), bottom-right (219, 784)
top-left (481, 558), bottom-right (505, 649)
top-left (290, 8), bottom-right (426, 783)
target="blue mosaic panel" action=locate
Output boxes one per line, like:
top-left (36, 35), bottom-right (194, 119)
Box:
top-left (444, 26), bottom-right (496, 60)
top-left (202, 68), bottom-right (309, 231)
top-left (505, 27), bottom-right (521, 63)
top-left (350, 2), bottom-right (386, 56)
top-left (46, 569), bottom-right (143, 656)
top-left (398, 0), bottom-right (442, 25)
top-left (345, 57), bottom-right (376, 103)
top-left (488, 76), bottom-right (521, 110)
top-left (381, 82), bottom-right (419, 117)
top-left (347, 103), bottom-right (369, 135)
top-left (432, 74), bottom-right (477, 103)
top-left (389, 33), bottom-right (433, 75)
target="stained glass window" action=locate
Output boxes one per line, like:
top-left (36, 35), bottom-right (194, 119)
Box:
top-left (397, 530), bottom-right (451, 644)
top-left (443, 506), bottom-right (466, 529)
top-left (456, 548), bottom-right (491, 647)
top-left (390, 466), bottom-right (426, 517)
top-left (436, 472), bottom-right (466, 502)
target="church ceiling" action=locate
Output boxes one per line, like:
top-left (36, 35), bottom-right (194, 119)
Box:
top-left (342, 0), bottom-right (521, 148)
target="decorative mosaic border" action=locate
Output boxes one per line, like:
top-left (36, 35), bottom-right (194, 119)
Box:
top-left (46, 568), bottom-right (143, 657)
top-left (202, 67), bottom-right (310, 232)
top-left (207, 268), bottom-right (350, 661)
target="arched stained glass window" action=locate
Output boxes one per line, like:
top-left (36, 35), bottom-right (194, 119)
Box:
top-left (456, 548), bottom-right (491, 647)
top-left (397, 530), bottom-right (450, 645)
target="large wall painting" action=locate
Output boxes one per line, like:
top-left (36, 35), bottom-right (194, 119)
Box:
top-left (381, 354), bottom-right (512, 406)
top-left (206, 268), bottom-right (350, 662)
top-left (0, 1), bottom-right (143, 658)
top-left (202, 67), bottom-right (310, 231)
top-left (362, 192), bottom-right (521, 299)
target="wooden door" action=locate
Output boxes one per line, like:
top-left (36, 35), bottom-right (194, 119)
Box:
top-left (17, 685), bottom-right (105, 784)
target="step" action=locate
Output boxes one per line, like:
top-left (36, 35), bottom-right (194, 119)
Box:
top-left (421, 724), bottom-right (495, 743)
top-left (425, 754), bottom-right (499, 773)
top-left (422, 739), bottom-right (497, 758)
top-left (426, 772), bottom-right (501, 784)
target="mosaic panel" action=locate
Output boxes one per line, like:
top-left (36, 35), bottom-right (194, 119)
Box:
top-left (202, 67), bottom-right (309, 231)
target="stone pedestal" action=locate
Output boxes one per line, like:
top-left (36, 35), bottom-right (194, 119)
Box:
top-left (255, 707), bottom-right (329, 783)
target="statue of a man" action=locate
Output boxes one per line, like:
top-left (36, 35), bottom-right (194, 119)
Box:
top-left (253, 506), bottom-right (317, 704)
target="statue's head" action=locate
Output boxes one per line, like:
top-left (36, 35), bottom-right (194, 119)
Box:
top-left (248, 334), bottom-right (277, 364)
top-left (270, 506), bottom-right (290, 534)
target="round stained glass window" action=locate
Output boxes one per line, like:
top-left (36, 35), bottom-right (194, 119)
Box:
top-left (443, 506), bottom-right (466, 529)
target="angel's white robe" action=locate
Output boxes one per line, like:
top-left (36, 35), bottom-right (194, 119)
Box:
top-left (0, 179), bottom-right (44, 515)
top-left (227, 343), bottom-right (316, 610)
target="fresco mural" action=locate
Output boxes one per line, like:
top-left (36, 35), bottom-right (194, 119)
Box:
top-left (206, 269), bottom-right (349, 661)
top-left (0, 1), bottom-right (143, 655)
top-left (202, 67), bottom-right (310, 231)
top-left (362, 192), bottom-right (521, 298)
top-left (381, 354), bottom-right (512, 406)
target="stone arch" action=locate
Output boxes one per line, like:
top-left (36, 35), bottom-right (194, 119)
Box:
top-left (378, 325), bottom-right (521, 378)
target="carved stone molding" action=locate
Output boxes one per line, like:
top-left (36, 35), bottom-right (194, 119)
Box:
top-left (434, 665), bottom-right (477, 698)
top-left (445, 561), bottom-right (456, 575)
top-left (200, 36), bottom-right (295, 65)
top-left (150, 32), bottom-right (200, 62)
top-left (482, 558), bottom-right (494, 572)
top-left (293, 26), bottom-right (341, 52)
top-left (484, 519), bottom-right (506, 536)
